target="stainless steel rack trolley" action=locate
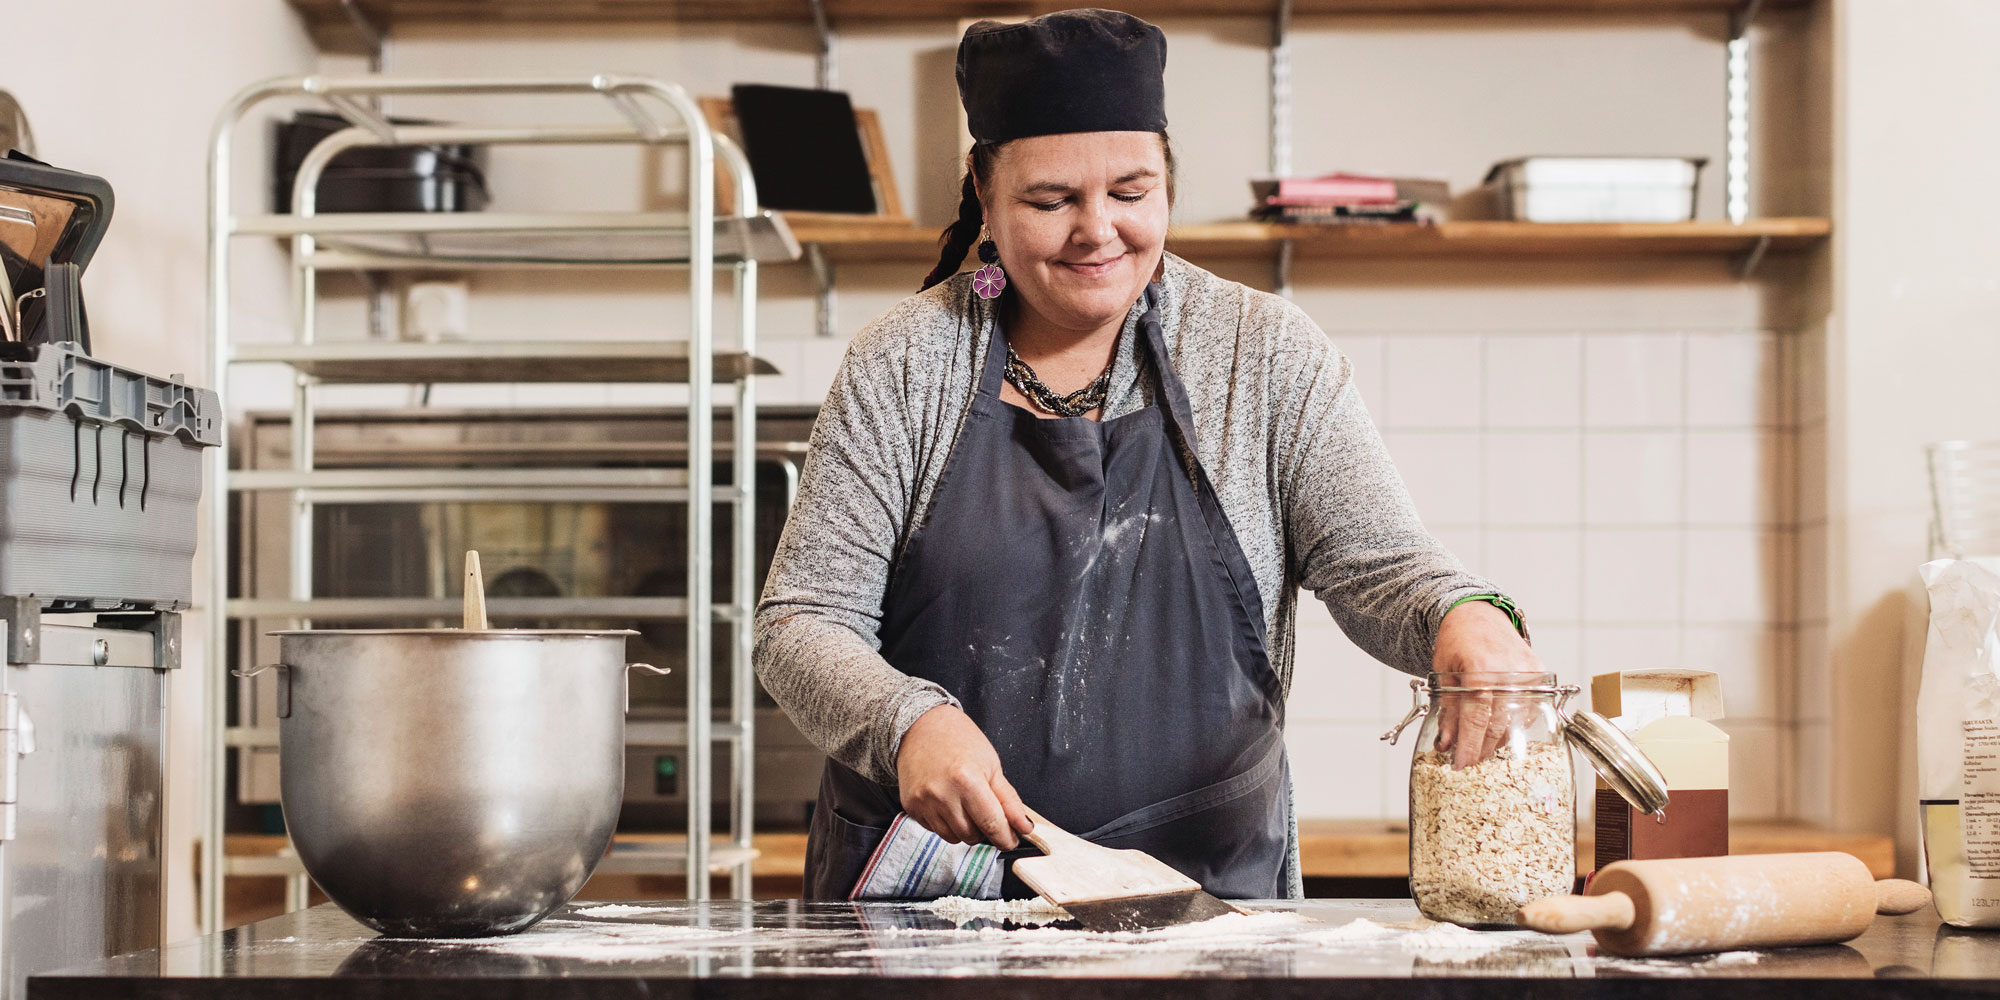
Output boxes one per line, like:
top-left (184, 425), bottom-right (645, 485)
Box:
top-left (203, 75), bottom-right (799, 933)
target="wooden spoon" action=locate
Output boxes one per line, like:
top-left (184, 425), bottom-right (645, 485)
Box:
top-left (463, 550), bottom-right (488, 630)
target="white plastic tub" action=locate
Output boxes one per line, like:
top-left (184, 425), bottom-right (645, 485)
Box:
top-left (1484, 156), bottom-right (1706, 223)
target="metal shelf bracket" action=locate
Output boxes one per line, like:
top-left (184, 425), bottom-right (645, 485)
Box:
top-left (808, 243), bottom-right (837, 338)
top-left (1725, 0), bottom-right (1763, 224)
top-left (1734, 234), bottom-right (1771, 279)
top-left (339, 0), bottom-right (386, 72)
top-left (1729, 0), bottom-right (1766, 41)
top-left (1269, 0), bottom-right (1293, 180)
top-left (810, 0), bottom-right (837, 90)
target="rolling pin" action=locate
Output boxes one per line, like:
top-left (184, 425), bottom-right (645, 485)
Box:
top-left (1517, 852), bottom-right (1931, 957)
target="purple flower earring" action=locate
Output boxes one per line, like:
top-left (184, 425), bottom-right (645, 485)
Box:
top-left (973, 237), bottom-right (1006, 300)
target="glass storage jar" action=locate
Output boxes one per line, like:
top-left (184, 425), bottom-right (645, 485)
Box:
top-left (1382, 671), bottom-right (1667, 928)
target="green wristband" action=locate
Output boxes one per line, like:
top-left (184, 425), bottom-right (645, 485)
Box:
top-left (1448, 593), bottom-right (1531, 643)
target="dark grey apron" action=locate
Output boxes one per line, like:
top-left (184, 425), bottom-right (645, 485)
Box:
top-left (805, 286), bottom-right (1289, 900)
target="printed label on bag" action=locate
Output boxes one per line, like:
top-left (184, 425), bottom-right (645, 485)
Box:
top-left (1966, 718), bottom-right (2000, 877)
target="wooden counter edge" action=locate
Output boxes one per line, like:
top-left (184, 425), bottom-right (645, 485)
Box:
top-left (227, 820), bottom-right (1896, 882)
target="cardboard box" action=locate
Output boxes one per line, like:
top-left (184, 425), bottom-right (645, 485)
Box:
top-left (1591, 670), bottom-right (1730, 869)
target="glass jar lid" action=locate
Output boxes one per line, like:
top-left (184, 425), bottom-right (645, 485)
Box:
top-left (1563, 709), bottom-right (1671, 816)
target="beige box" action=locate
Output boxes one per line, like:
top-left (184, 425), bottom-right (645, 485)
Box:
top-left (1590, 670), bottom-right (1730, 869)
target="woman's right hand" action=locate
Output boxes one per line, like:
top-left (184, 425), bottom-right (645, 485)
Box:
top-left (896, 705), bottom-right (1033, 849)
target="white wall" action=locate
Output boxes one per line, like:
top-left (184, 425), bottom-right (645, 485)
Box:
top-left (3, 0), bottom-right (318, 940)
top-left (342, 10), bottom-right (1818, 830)
top-left (1807, 0), bottom-right (2000, 872)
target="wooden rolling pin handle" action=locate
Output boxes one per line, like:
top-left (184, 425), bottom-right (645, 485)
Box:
top-left (1875, 879), bottom-right (1933, 916)
top-left (1517, 891), bottom-right (1638, 935)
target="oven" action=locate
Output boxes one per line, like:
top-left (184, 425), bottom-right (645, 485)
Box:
top-left (229, 405), bottom-right (827, 831)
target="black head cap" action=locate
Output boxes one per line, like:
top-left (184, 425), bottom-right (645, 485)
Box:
top-left (956, 9), bottom-right (1168, 145)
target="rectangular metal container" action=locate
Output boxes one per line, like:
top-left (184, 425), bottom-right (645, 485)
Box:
top-left (1483, 156), bottom-right (1706, 223)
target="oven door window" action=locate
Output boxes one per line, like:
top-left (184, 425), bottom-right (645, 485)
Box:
top-left (304, 458), bottom-right (786, 714)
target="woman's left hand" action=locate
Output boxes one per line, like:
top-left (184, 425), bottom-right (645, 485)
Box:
top-left (1429, 600), bottom-right (1543, 769)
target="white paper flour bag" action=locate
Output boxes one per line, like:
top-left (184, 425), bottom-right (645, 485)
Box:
top-left (1918, 557), bottom-right (2000, 927)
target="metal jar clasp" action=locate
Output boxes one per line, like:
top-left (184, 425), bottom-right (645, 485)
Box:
top-left (1380, 678), bottom-right (1429, 745)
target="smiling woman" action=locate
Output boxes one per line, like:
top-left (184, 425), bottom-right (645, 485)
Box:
top-left (968, 132), bottom-right (1173, 416)
top-left (754, 8), bottom-right (1541, 909)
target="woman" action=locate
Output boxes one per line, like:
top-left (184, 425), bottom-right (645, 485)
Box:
top-left (755, 8), bottom-right (1538, 901)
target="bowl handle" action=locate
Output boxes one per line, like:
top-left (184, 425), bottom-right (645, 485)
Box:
top-left (624, 663), bottom-right (672, 713)
top-left (231, 663), bottom-right (291, 718)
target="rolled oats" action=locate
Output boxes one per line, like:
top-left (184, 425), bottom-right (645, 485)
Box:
top-left (1409, 742), bottom-right (1574, 926)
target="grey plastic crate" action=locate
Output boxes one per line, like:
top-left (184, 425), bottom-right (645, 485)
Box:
top-left (0, 342), bottom-right (219, 609)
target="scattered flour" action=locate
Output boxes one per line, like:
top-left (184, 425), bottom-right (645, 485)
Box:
top-left (1705, 950), bottom-right (1761, 966)
top-left (846, 910), bottom-right (1329, 959)
top-left (923, 896), bottom-right (1072, 924)
top-left (447, 918), bottom-right (743, 962)
top-left (570, 904), bottom-right (676, 918)
top-left (1595, 948), bottom-right (1764, 975)
top-left (1395, 920), bottom-right (1536, 955)
top-left (1303, 917), bottom-right (1396, 942)
top-left (1127, 911), bottom-right (1314, 941)
top-left (853, 911), bottom-right (1552, 962)
top-left (374, 905), bottom-right (1750, 973)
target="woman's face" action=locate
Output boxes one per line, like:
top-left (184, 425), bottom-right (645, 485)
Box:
top-left (978, 131), bottom-right (1169, 336)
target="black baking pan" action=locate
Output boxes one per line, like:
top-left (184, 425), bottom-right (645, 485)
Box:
top-left (274, 110), bottom-right (490, 213)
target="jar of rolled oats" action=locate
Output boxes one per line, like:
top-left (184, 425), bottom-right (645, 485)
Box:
top-left (1382, 672), bottom-right (1667, 928)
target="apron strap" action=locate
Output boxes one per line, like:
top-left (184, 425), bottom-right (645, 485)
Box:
top-left (1133, 285), bottom-right (1273, 650)
top-left (1132, 285), bottom-right (1206, 492)
top-left (976, 294), bottom-right (1009, 398)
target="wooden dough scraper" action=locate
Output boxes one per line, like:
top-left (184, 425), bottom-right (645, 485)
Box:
top-left (1012, 807), bottom-right (1244, 932)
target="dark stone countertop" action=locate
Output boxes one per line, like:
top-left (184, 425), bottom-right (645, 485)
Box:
top-left (26, 899), bottom-right (2000, 999)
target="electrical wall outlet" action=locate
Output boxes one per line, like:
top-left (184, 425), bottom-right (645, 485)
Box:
top-left (404, 280), bottom-right (469, 341)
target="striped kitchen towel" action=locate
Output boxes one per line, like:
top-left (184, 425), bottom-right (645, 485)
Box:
top-left (849, 812), bottom-right (1005, 900)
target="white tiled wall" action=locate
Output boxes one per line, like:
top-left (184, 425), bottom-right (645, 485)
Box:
top-left (1793, 321), bottom-right (1832, 828)
top-left (1288, 330), bottom-right (1799, 821)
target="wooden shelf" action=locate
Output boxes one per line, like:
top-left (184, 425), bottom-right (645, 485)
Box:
top-left (291, 0), bottom-right (1815, 53)
top-left (1293, 819), bottom-right (1897, 879)
top-left (787, 217), bottom-right (1831, 266)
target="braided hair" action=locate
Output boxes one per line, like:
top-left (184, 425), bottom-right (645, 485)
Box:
top-left (919, 135), bottom-right (1177, 293)
top-left (922, 143), bottom-right (1002, 291)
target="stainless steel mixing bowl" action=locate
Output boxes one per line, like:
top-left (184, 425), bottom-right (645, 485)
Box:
top-left (264, 628), bottom-right (649, 938)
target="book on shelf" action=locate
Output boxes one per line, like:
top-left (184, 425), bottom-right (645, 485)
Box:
top-left (1247, 173), bottom-right (1452, 224)
top-left (1250, 173), bottom-right (1399, 204)
top-left (1251, 201), bottom-right (1441, 225)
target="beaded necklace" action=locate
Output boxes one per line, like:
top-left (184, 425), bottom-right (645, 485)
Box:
top-left (1004, 345), bottom-right (1115, 417)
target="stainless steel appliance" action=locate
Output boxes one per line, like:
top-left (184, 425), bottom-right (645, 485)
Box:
top-left (0, 603), bottom-right (172, 998)
top-left (230, 406), bottom-right (826, 830)
top-left (0, 151), bottom-right (205, 994)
